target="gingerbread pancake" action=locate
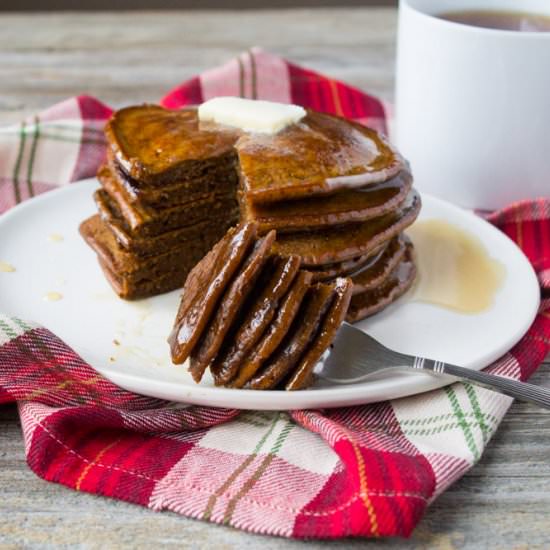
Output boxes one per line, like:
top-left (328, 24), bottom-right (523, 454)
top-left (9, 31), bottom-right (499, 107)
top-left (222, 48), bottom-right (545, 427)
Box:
top-left (247, 283), bottom-right (335, 390)
top-left (285, 277), bottom-right (353, 391)
top-left (241, 170), bottom-right (412, 233)
top-left (106, 105), bottom-right (240, 186)
top-left (227, 270), bottom-right (312, 388)
top-left (347, 246), bottom-right (416, 322)
top-left (168, 223), bottom-right (257, 365)
top-left (188, 230), bottom-right (276, 382)
top-left (237, 110), bottom-right (406, 203)
top-left (273, 190), bottom-right (421, 266)
top-left (210, 255), bottom-right (301, 385)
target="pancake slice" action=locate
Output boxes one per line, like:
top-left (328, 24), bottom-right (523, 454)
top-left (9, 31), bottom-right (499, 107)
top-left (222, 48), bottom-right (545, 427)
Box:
top-left (308, 244), bottom-right (386, 282)
top-left (94, 187), bottom-right (237, 238)
top-left (273, 190), bottom-right (421, 266)
top-left (227, 271), bottom-right (312, 388)
top-left (106, 215), bottom-right (237, 257)
top-left (238, 110), bottom-right (406, 203)
top-left (211, 254), bottom-right (301, 385)
top-left (105, 149), bottom-right (239, 209)
top-left (79, 215), bottom-right (210, 281)
top-left (168, 222), bottom-right (257, 366)
top-left (188, 230), bottom-right (276, 381)
top-left (106, 105), bottom-right (240, 186)
top-left (285, 277), bottom-right (353, 391)
top-left (97, 187), bottom-right (238, 257)
top-left (247, 283), bottom-right (335, 390)
top-left (346, 246), bottom-right (416, 322)
top-left (97, 258), bottom-right (190, 300)
top-left (350, 235), bottom-right (411, 295)
top-left (242, 170), bottom-right (413, 233)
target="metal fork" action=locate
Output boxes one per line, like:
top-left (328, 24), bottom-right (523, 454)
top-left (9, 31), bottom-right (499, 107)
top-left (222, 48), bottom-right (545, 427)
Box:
top-left (319, 322), bottom-right (550, 410)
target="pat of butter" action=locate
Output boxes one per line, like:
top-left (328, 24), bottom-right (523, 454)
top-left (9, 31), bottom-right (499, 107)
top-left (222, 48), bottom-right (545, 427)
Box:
top-left (198, 97), bottom-right (306, 134)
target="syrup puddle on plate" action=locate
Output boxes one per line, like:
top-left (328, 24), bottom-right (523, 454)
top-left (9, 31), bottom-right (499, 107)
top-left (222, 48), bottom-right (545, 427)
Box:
top-left (0, 261), bottom-right (16, 273)
top-left (43, 291), bottom-right (63, 302)
top-left (407, 219), bottom-right (506, 314)
top-left (48, 233), bottom-right (64, 243)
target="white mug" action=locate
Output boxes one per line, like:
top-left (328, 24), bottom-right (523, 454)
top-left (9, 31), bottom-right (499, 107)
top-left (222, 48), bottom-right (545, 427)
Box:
top-left (395, 0), bottom-right (550, 209)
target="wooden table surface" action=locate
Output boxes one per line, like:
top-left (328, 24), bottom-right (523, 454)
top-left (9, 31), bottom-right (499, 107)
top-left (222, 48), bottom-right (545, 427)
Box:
top-left (1, 8), bottom-right (549, 549)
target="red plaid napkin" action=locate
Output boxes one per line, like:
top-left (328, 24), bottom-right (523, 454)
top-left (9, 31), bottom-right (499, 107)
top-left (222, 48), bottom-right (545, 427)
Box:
top-left (1, 49), bottom-right (549, 539)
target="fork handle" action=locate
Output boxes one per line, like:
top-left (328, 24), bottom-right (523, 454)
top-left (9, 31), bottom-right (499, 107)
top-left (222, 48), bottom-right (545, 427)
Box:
top-left (413, 357), bottom-right (550, 409)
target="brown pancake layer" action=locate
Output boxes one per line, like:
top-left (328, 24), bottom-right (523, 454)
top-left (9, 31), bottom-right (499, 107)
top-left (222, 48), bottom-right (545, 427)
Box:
top-left (285, 277), bottom-right (353, 391)
top-left (106, 105), bottom-right (405, 199)
top-left (169, 223), bottom-right (257, 365)
top-left (97, 258), bottom-right (191, 300)
top-left (273, 190), bottom-right (421, 266)
top-left (228, 270), bottom-right (312, 388)
top-left (210, 255), bottom-right (301, 386)
top-left (247, 283), bottom-right (336, 390)
top-left (105, 149), bottom-right (239, 209)
top-left (189, 230), bottom-right (276, 381)
top-left (241, 170), bottom-right (413, 233)
top-left (105, 106), bottom-right (240, 186)
top-left (80, 215), bottom-right (211, 280)
top-left (94, 187), bottom-right (237, 238)
top-left (346, 246), bottom-right (416, 322)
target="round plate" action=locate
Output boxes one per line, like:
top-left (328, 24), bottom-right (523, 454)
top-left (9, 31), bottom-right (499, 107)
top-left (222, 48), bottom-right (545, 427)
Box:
top-left (0, 179), bottom-right (540, 409)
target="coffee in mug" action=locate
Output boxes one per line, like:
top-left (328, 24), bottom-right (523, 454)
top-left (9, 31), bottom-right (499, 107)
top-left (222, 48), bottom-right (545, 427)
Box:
top-left (439, 9), bottom-right (550, 31)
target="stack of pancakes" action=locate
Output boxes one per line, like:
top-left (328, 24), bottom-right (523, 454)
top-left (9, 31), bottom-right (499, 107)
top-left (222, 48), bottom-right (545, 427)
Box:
top-left (79, 108), bottom-right (240, 299)
top-left (169, 222), bottom-right (353, 390)
top-left (80, 104), bottom-right (420, 322)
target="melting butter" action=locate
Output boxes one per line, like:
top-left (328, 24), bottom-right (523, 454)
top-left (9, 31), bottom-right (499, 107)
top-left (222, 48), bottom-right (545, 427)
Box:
top-left (0, 261), bottom-right (15, 273)
top-left (43, 292), bottom-right (63, 302)
top-left (407, 219), bottom-right (505, 314)
top-left (48, 233), bottom-right (64, 243)
top-left (198, 97), bottom-right (306, 134)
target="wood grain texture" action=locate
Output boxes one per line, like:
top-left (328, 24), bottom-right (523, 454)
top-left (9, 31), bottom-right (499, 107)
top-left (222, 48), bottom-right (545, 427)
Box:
top-left (0, 8), bottom-right (549, 549)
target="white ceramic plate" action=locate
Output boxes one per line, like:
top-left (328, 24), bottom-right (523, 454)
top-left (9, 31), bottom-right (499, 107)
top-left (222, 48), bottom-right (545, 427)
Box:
top-left (0, 179), bottom-right (540, 409)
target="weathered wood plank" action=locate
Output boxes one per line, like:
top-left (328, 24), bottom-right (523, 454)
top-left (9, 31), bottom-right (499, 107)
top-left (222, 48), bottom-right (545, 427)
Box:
top-left (0, 9), bottom-right (397, 124)
top-left (0, 8), bottom-right (548, 548)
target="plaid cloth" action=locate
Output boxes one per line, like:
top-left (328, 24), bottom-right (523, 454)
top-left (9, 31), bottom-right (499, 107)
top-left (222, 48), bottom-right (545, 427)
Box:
top-left (0, 48), bottom-right (549, 539)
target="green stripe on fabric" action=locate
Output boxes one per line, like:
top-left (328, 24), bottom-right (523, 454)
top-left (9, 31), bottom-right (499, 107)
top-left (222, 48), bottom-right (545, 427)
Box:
top-left (464, 383), bottom-right (491, 444)
top-left (248, 49), bottom-right (258, 99)
top-left (222, 415), bottom-right (295, 525)
top-left (41, 123), bottom-right (104, 135)
top-left (0, 318), bottom-right (18, 339)
top-left (445, 385), bottom-right (480, 461)
top-left (11, 316), bottom-right (33, 333)
top-left (12, 121), bottom-right (27, 204)
top-left (39, 133), bottom-right (106, 146)
top-left (399, 411), bottom-right (499, 426)
top-left (202, 412), bottom-right (281, 520)
top-left (403, 420), bottom-right (494, 437)
top-left (26, 116), bottom-right (40, 198)
top-left (1, 122), bottom-right (97, 137)
top-left (270, 414), bottom-right (294, 454)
